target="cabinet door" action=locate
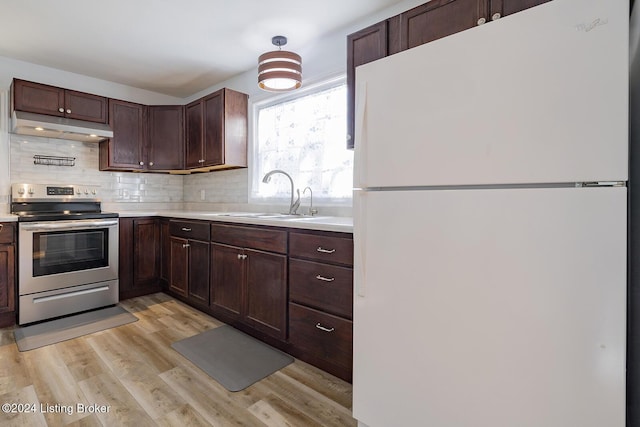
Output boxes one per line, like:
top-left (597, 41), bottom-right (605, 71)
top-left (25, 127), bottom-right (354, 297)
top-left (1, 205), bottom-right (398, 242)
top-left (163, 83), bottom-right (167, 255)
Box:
top-left (119, 218), bottom-right (134, 294)
top-left (210, 243), bottom-right (243, 321)
top-left (169, 237), bottom-right (189, 297)
top-left (12, 79), bottom-right (65, 117)
top-left (64, 90), bottom-right (108, 123)
top-left (148, 105), bottom-right (184, 170)
top-left (101, 99), bottom-right (146, 170)
top-left (244, 248), bottom-right (287, 340)
top-left (188, 239), bottom-right (210, 305)
top-left (0, 244), bottom-right (15, 314)
top-left (203, 91), bottom-right (224, 167)
top-left (133, 219), bottom-right (160, 287)
top-left (185, 100), bottom-right (204, 168)
top-left (489, 0), bottom-right (551, 19)
top-left (397, 0), bottom-right (486, 51)
top-left (160, 219), bottom-right (170, 284)
top-left (346, 21), bottom-right (388, 149)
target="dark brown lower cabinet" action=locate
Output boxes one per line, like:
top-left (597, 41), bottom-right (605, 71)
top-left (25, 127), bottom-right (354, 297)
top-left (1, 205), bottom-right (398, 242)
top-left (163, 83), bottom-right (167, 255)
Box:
top-left (0, 223), bottom-right (16, 327)
top-left (168, 220), bottom-right (211, 307)
top-left (210, 243), bottom-right (243, 320)
top-left (289, 303), bottom-right (353, 381)
top-left (188, 239), bottom-right (210, 305)
top-left (210, 244), bottom-right (287, 341)
top-left (244, 248), bottom-right (287, 339)
top-left (288, 230), bottom-right (354, 382)
top-left (210, 224), bottom-right (288, 341)
top-left (169, 237), bottom-right (210, 304)
top-left (160, 219), bottom-right (170, 285)
top-left (169, 237), bottom-right (189, 297)
top-left (119, 218), bottom-right (161, 300)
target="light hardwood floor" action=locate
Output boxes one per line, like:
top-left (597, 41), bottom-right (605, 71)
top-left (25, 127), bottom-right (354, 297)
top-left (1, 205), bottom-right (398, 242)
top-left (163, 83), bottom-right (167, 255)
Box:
top-left (0, 293), bottom-right (357, 427)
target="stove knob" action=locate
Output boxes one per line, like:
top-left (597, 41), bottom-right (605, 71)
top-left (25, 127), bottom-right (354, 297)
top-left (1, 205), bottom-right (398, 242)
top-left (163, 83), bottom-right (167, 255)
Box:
top-left (76, 189), bottom-right (81, 195)
top-left (84, 189), bottom-right (89, 195)
top-left (28, 187), bottom-right (34, 195)
top-left (92, 189), bottom-right (97, 195)
top-left (17, 188), bottom-right (24, 195)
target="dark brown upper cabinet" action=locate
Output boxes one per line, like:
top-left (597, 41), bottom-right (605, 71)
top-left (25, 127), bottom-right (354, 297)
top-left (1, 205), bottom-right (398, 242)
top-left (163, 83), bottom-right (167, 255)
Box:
top-left (489, 0), bottom-right (551, 20)
top-left (148, 105), bottom-right (185, 170)
top-left (392, 0), bottom-right (486, 53)
top-left (346, 0), bottom-right (552, 149)
top-left (12, 79), bottom-right (108, 123)
top-left (346, 21), bottom-right (389, 150)
top-left (185, 88), bottom-right (248, 171)
top-left (99, 99), bottom-right (147, 171)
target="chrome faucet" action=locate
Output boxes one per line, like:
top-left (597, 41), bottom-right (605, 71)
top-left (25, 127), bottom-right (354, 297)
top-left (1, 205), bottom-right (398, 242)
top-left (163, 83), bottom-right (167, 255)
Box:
top-left (303, 187), bottom-right (318, 216)
top-left (262, 169), bottom-right (300, 215)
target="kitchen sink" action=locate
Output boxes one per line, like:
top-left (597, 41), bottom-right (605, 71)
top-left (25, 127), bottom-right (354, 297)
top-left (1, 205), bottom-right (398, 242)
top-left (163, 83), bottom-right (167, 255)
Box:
top-left (209, 212), bottom-right (293, 219)
top-left (282, 216), bottom-right (331, 221)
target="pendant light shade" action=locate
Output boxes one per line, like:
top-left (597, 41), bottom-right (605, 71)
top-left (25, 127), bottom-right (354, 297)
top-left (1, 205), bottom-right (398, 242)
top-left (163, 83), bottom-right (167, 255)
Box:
top-left (258, 36), bottom-right (302, 92)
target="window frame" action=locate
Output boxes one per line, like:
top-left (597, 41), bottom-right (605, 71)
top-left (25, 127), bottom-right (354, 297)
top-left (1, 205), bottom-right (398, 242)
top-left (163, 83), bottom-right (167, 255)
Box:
top-left (248, 74), bottom-right (353, 207)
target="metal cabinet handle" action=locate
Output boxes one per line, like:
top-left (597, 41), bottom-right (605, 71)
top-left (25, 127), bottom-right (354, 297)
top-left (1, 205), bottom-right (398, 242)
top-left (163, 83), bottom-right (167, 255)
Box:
top-left (149, 162), bottom-right (154, 166)
top-left (492, 12), bottom-right (501, 20)
top-left (199, 159), bottom-right (205, 163)
top-left (182, 243), bottom-right (190, 248)
top-left (181, 227), bottom-right (192, 232)
top-left (315, 323), bottom-right (335, 333)
top-left (139, 161), bottom-right (144, 166)
top-left (316, 275), bottom-right (335, 282)
top-left (477, 17), bottom-right (486, 25)
top-left (66, 109), bottom-right (71, 114)
top-left (317, 247), bottom-right (336, 254)
top-left (237, 254), bottom-right (247, 260)
top-left (0, 224), bottom-right (3, 232)
top-left (58, 107), bottom-right (64, 113)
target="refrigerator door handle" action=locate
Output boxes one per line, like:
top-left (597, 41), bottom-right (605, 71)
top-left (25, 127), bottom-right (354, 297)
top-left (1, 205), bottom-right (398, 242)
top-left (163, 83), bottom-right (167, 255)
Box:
top-left (354, 190), bottom-right (367, 297)
top-left (354, 81), bottom-right (367, 189)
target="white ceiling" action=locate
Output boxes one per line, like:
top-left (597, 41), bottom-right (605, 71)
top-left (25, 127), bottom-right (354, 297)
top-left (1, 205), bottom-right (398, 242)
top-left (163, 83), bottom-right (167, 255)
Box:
top-left (0, 0), bottom-right (404, 98)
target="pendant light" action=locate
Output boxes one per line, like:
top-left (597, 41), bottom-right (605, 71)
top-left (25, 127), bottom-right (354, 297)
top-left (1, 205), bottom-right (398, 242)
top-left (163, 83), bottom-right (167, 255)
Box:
top-left (258, 36), bottom-right (302, 92)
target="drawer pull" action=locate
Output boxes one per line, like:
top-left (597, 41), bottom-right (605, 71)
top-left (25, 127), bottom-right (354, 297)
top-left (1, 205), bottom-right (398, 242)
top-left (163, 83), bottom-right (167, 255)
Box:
top-left (181, 227), bottom-right (192, 232)
top-left (182, 243), bottom-right (190, 248)
top-left (317, 247), bottom-right (336, 254)
top-left (315, 323), bottom-right (335, 333)
top-left (315, 275), bottom-right (335, 282)
top-left (237, 254), bottom-right (247, 260)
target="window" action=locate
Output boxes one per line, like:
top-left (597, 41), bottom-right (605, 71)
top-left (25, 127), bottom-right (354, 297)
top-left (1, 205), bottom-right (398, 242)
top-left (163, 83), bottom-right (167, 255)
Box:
top-left (251, 79), bottom-right (353, 205)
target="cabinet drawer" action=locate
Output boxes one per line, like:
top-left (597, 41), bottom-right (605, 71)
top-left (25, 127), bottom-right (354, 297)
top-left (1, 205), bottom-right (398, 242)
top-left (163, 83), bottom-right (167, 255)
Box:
top-left (0, 223), bottom-right (16, 244)
top-left (211, 223), bottom-right (287, 254)
top-left (169, 220), bottom-right (210, 241)
top-left (289, 232), bottom-right (353, 266)
top-left (289, 259), bottom-right (353, 319)
top-left (289, 303), bottom-right (353, 370)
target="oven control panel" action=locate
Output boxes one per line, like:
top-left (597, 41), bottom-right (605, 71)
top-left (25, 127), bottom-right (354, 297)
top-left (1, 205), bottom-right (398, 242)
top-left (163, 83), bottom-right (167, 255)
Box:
top-left (11, 183), bottom-right (101, 201)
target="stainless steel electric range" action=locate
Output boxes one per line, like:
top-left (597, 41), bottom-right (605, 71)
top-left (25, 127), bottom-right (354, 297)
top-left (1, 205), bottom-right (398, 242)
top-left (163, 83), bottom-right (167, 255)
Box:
top-left (11, 183), bottom-right (119, 325)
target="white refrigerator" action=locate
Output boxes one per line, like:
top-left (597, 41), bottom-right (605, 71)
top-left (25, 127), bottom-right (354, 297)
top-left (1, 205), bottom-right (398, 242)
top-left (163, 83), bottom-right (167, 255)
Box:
top-left (352, 0), bottom-right (628, 426)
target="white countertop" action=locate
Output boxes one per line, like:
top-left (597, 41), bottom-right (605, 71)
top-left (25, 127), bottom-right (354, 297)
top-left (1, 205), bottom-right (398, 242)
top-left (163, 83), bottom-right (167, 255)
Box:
top-left (1, 211), bottom-right (353, 233)
top-left (0, 214), bottom-right (18, 222)
top-left (117, 210), bottom-right (353, 233)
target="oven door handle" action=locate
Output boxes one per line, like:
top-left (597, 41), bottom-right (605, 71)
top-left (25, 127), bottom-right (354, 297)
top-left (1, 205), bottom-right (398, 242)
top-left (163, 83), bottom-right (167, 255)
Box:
top-left (20, 219), bottom-right (119, 232)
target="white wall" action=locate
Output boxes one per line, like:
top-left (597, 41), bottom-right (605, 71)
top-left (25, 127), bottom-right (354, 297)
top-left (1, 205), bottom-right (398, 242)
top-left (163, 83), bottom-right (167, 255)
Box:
top-left (1, 0), bottom-right (426, 215)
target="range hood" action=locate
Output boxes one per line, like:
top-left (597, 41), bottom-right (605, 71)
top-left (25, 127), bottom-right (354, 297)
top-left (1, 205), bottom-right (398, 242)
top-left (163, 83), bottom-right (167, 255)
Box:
top-left (11, 111), bottom-right (113, 142)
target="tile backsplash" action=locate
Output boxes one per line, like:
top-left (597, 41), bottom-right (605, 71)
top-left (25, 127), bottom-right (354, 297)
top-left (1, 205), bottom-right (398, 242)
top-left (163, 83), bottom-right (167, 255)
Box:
top-left (9, 133), bottom-right (184, 211)
top-left (5, 133), bottom-right (352, 217)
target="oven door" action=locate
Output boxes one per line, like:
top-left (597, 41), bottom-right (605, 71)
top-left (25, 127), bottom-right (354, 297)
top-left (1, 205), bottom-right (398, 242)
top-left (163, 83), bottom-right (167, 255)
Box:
top-left (19, 219), bottom-right (119, 295)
